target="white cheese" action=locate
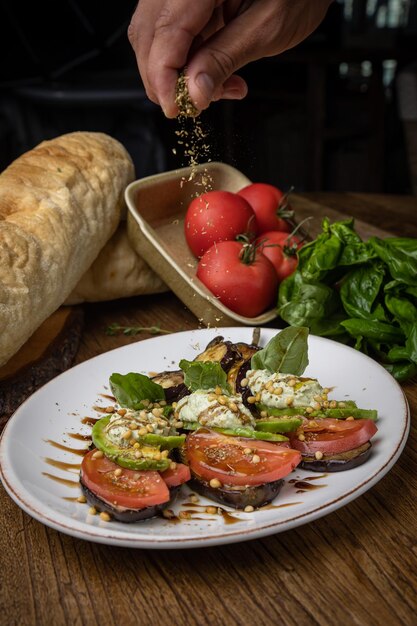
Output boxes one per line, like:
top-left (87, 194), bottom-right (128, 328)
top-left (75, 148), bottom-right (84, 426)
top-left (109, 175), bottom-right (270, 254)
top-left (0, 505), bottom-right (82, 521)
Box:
top-left (105, 408), bottom-right (173, 447)
top-left (246, 370), bottom-right (323, 409)
top-left (175, 390), bottom-right (255, 430)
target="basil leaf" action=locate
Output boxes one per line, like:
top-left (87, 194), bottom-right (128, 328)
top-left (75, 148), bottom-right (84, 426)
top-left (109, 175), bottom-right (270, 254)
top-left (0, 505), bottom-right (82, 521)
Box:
top-left (309, 315), bottom-right (348, 338)
top-left (369, 237), bottom-right (417, 286)
top-left (406, 324), bottom-right (417, 363)
top-left (300, 230), bottom-right (342, 283)
top-left (251, 326), bottom-right (309, 375)
top-left (385, 293), bottom-right (417, 335)
top-left (340, 319), bottom-right (404, 344)
top-left (383, 361), bottom-right (417, 381)
top-left (179, 359), bottom-right (231, 393)
top-left (340, 261), bottom-right (387, 321)
top-left (331, 220), bottom-right (375, 266)
top-left (109, 372), bottom-right (165, 410)
top-left (278, 273), bottom-right (339, 326)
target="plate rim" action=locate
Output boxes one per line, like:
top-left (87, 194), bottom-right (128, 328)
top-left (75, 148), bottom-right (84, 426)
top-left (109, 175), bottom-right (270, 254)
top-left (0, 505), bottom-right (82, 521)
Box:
top-left (0, 328), bottom-right (410, 549)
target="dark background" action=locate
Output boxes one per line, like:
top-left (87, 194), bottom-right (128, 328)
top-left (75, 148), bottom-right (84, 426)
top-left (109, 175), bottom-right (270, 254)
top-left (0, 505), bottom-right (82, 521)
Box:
top-left (0, 0), bottom-right (416, 195)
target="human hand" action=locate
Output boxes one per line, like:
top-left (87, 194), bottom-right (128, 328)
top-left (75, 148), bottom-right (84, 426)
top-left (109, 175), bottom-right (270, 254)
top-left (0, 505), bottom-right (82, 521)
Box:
top-left (128, 0), bottom-right (333, 117)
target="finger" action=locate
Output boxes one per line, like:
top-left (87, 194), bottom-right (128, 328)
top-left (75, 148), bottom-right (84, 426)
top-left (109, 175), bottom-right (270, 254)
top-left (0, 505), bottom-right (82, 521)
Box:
top-left (185, 6), bottom-right (272, 111)
top-left (145, 1), bottom-right (223, 117)
top-left (128, 2), bottom-right (164, 105)
top-left (212, 74), bottom-right (248, 101)
top-left (185, 0), bottom-right (332, 111)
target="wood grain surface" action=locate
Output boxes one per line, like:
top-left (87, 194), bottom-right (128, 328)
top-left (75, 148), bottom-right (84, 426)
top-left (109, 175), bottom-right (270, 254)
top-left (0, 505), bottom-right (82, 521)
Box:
top-left (1, 192), bottom-right (416, 626)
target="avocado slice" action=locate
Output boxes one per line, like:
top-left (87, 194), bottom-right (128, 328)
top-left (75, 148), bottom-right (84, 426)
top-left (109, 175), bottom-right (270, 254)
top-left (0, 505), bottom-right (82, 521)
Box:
top-left (214, 427), bottom-right (288, 442)
top-left (255, 417), bottom-right (303, 433)
top-left (256, 403), bottom-right (377, 421)
top-left (179, 421), bottom-right (288, 442)
top-left (92, 416), bottom-right (171, 471)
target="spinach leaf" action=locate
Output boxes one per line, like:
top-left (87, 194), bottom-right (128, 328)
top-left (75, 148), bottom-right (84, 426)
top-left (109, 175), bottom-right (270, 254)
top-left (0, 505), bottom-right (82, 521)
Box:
top-left (406, 286), bottom-right (417, 299)
top-left (385, 293), bottom-right (417, 334)
top-left (109, 372), bottom-right (165, 410)
top-left (405, 324), bottom-right (417, 363)
top-left (340, 261), bottom-right (387, 321)
top-left (278, 274), bottom-right (339, 327)
top-left (179, 359), bottom-right (231, 393)
top-left (277, 217), bottom-right (417, 381)
top-left (387, 345), bottom-right (412, 362)
top-left (340, 319), bottom-right (405, 344)
top-left (369, 237), bottom-right (417, 286)
top-left (330, 220), bottom-right (375, 266)
top-left (309, 315), bottom-right (349, 338)
top-left (299, 228), bottom-right (342, 282)
top-left (383, 361), bottom-right (417, 381)
top-left (251, 326), bottom-right (309, 375)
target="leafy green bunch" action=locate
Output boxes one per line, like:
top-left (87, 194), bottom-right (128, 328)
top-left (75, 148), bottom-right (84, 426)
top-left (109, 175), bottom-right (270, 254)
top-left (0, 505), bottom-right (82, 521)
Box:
top-left (278, 218), bottom-right (417, 381)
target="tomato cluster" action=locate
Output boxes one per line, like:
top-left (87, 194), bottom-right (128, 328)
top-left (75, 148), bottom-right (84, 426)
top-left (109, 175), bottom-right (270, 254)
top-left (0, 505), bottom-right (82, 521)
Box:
top-left (184, 182), bottom-right (302, 317)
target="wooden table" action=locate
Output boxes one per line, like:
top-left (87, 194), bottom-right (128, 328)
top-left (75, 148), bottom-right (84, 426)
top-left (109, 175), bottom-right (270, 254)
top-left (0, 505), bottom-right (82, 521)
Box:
top-left (1, 192), bottom-right (416, 626)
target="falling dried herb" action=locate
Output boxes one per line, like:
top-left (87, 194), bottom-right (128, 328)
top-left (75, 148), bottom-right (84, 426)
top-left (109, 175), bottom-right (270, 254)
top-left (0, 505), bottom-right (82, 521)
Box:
top-left (174, 69), bottom-right (214, 195)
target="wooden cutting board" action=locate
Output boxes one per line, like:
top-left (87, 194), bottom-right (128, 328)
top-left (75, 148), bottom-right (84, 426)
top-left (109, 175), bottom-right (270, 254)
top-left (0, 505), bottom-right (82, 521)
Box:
top-left (0, 307), bottom-right (83, 430)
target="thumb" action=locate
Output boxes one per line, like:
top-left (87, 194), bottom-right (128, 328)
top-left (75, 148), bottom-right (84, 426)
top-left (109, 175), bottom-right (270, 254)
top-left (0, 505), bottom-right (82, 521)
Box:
top-left (185, 14), bottom-right (258, 111)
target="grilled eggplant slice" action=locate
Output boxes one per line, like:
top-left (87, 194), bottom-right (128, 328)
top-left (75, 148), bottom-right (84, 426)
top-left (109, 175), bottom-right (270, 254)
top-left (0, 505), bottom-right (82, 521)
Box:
top-left (228, 342), bottom-right (260, 402)
top-left (151, 337), bottom-right (245, 403)
top-left (187, 476), bottom-right (284, 510)
top-left (151, 370), bottom-right (188, 403)
top-left (80, 478), bottom-right (181, 522)
top-left (194, 336), bottom-right (242, 372)
top-left (299, 442), bottom-right (372, 472)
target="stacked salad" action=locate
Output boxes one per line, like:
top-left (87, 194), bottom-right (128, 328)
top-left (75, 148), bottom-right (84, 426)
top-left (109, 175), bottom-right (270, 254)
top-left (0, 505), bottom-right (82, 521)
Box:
top-left (79, 327), bottom-right (378, 522)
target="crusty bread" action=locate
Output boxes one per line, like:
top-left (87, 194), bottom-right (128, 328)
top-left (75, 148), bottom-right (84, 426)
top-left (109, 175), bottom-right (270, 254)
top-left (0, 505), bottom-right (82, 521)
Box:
top-left (66, 223), bottom-right (167, 304)
top-left (0, 131), bottom-right (135, 366)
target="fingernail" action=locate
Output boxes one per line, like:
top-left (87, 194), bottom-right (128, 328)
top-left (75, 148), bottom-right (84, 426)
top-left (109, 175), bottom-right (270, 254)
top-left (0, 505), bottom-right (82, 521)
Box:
top-left (221, 87), bottom-right (246, 100)
top-left (195, 73), bottom-right (215, 101)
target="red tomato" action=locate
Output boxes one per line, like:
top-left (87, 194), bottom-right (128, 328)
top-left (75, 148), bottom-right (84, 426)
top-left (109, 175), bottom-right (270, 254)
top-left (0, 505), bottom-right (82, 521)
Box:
top-left (238, 183), bottom-right (293, 233)
top-left (160, 463), bottom-right (191, 488)
top-left (196, 240), bottom-right (278, 317)
top-left (289, 419), bottom-right (378, 455)
top-left (185, 429), bottom-right (301, 486)
top-left (256, 230), bottom-right (303, 250)
top-left (81, 450), bottom-right (170, 509)
top-left (256, 231), bottom-right (300, 282)
top-left (184, 190), bottom-right (257, 258)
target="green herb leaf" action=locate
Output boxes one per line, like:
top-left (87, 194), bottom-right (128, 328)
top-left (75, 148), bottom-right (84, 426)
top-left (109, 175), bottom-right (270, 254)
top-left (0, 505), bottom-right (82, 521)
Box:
top-left (385, 293), bottom-right (417, 335)
top-left (383, 361), bottom-right (417, 381)
top-left (179, 359), bottom-right (231, 393)
top-left (109, 372), bottom-right (165, 409)
top-left (278, 274), bottom-right (340, 327)
top-left (340, 319), bottom-right (404, 344)
top-left (251, 327), bottom-right (309, 375)
top-left (369, 237), bottom-right (417, 286)
top-left (340, 261), bottom-right (387, 321)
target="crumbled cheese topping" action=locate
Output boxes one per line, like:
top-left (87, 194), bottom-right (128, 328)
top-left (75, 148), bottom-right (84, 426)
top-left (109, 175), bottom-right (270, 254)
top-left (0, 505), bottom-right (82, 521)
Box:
top-left (246, 370), bottom-right (324, 409)
top-left (105, 408), bottom-right (174, 447)
top-left (175, 390), bottom-right (255, 430)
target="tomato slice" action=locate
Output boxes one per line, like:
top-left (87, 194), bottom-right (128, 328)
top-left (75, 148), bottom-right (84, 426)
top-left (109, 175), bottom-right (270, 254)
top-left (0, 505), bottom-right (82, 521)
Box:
top-left (160, 463), bottom-right (191, 488)
top-left (81, 450), bottom-right (170, 509)
top-left (289, 418), bottom-right (378, 455)
top-left (185, 429), bottom-right (301, 486)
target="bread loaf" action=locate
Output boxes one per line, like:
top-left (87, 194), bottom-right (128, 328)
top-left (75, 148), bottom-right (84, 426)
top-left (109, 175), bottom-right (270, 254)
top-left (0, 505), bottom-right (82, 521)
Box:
top-left (0, 131), bottom-right (135, 366)
top-left (66, 223), bottom-right (167, 304)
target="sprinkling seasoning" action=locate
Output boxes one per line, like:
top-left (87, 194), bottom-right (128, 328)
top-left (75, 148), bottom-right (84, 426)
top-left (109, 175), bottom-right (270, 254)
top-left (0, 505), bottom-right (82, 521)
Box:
top-left (174, 69), bottom-right (214, 195)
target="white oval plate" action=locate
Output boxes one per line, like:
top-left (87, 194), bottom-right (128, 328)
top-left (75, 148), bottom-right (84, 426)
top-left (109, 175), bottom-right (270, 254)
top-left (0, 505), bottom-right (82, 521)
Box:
top-left (0, 328), bottom-right (409, 549)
